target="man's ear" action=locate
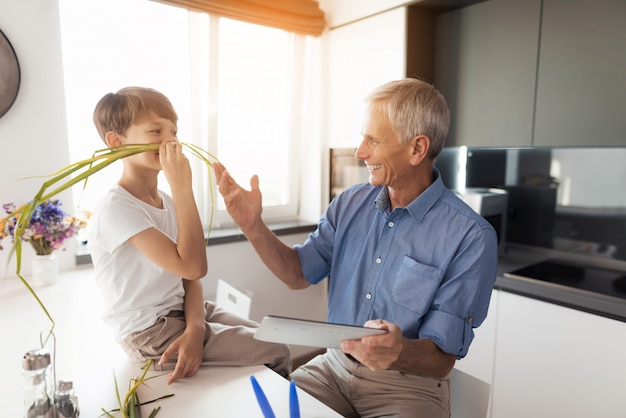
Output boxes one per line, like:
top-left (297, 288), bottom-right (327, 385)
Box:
top-left (409, 134), bottom-right (430, 166)
top-left (105, 131), bottom-right (122, 148)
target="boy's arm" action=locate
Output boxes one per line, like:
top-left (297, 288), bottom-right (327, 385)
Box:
top-left (128, 142), bottom-right (208, 279)
top-left (159, 278), bottom-right (205, 384)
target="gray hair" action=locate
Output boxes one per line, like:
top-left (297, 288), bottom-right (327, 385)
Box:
top-left (365, 78), bottom-right (450, 160)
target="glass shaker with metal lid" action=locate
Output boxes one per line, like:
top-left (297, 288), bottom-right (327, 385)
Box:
top-left (54, 379), bottom-right (79, 417)
top-left (22, 348), bottom-right (55, 418)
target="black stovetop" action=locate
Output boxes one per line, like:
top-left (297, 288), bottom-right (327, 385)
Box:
top-left (506, 259), bottom-right (626, 300)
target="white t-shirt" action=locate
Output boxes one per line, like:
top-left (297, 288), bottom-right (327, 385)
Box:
top-left (88, 185), bottom-right (185, 341)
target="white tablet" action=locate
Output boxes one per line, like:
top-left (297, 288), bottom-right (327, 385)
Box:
top-left (254, 315), bottom-right (387, 349)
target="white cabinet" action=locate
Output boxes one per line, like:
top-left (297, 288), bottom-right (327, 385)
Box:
top-left (326, 7), bottom-right (407, 148)
top-left (434, 0), bottom-right (541, 147)
top-left (533, 0), bottom-right (626, 147)
top-left (491, 292), bottom-right (626, 418)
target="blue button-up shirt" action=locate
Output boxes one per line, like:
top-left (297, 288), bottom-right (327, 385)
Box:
top-left (295, 169), bottom-right (498, 358)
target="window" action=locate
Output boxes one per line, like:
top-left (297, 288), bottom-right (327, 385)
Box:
top-left (59, 0), bottom-right (310, 229)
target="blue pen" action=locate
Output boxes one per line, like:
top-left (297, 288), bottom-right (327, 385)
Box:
top-left (250, 375), bottom-right (276, 418)
top-left (289, 380), bottom-right (300, 418)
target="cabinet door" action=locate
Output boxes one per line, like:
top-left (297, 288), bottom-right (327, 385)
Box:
top-left (326, 7), bottom-right (406, 148)
top-left (534, 0), bottom-right (626, 146)
top-left (491, 292), bottom-right (626, 418)
top-left (434, 0), bottom-right (541, 148)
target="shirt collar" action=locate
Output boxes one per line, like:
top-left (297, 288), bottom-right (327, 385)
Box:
top-left (374, 167), bottom-right (445, 222)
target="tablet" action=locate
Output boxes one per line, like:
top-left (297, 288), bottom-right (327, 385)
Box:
top-left (254, 315), bottom-right (387, 349)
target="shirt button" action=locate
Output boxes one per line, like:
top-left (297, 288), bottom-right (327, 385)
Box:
top-left (467, 317), bottom-right (473, 324)
top-left (376, 257), bottom-right (382, 264)
top-left (366, 293), bottom-right (372, 300)
top-left (388, 221), bottom-right (394, 228)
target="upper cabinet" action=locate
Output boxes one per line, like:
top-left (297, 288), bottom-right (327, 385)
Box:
top-left (435, 0), bottom-right (541, 147)
top-left (323, 0), bottom-right (625, 149)
top-left (434, 0), bottom-right (626, 148)
top-left (533, 0), bottom-right (626, 147)
top-left (434, 0), bottom-right (542, 148)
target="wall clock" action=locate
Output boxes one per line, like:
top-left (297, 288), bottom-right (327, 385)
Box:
top-left (0, 28), bottom-right (20, 119)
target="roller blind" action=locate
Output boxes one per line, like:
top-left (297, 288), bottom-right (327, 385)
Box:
top-left (151, 0), bottom-right (326, 36)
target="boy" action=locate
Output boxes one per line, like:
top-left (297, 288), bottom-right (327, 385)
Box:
top-left (88, 87), bottom-right (291, 385)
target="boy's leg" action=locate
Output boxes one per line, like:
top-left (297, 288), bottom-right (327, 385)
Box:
top-left (121, 310), bottom-right (186, 369)
top-left (122, 303), bottom-right (291, 376)
top-left (201, 301), bottom-right (292, 376)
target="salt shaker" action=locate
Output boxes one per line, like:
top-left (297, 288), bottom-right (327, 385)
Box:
top-left (22, 348), bottom-right (55, 418)
top-left (54, 379), bottom-right (79, 417)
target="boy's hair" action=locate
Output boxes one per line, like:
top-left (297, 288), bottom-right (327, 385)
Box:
top-left (93, 87), bottom-right (178, 143)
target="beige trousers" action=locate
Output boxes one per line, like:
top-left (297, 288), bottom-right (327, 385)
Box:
top-left (291, 348), bottom-right (451, 418)
top-left (122, 301), bottom-right (292, 377)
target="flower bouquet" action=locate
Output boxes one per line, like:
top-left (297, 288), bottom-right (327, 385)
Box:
top-left (0, 199), bottom-right (89, 256)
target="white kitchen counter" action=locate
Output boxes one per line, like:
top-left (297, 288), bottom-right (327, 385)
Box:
top-left (0, 266), bottom-right (341, 417)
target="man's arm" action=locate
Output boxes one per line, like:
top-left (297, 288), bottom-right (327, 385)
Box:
top-left (214, 162), bottom-right (310, 290)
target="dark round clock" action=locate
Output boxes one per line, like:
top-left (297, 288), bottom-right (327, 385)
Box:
top-left (0, 28), bottom-right (20, 119)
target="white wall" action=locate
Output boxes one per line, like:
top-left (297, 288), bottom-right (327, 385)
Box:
top-left (319, 0), bottom-right (411, 27)
top-left (0, 0), bottom-right (76, 277)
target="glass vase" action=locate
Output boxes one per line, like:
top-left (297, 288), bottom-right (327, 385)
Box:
top-left (31, 253), bottom-right (59, 287)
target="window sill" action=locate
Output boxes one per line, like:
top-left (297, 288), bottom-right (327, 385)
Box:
top-left (205, 219), bottom-right (317, 246)
top-left (75, 219), bottom-right (317, 265)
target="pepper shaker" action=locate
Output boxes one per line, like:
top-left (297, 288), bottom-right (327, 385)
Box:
top-left (54, 379), bottom-right (79, 417)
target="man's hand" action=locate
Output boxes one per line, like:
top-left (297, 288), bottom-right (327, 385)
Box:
top-left (340, 319), bottom-right (404, 371)
top-left (213, 162), bottom-right (263, 231)
top-left (159, 328), bottom-right (204, 385)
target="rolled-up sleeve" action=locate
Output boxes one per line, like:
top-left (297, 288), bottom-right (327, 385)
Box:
top-left (419, 225), bottom-right (498, 358)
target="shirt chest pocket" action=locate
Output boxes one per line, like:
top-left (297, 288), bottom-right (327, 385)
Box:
top-left (392, 256), bottom-right (443, 315)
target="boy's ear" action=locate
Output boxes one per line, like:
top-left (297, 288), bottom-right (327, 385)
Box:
top-left (105, 131), bottom-right (122, 148)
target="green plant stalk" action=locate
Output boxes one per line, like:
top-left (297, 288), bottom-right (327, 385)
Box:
top-left (3, 142), bottom-right (218, 347)
top-left (100, 360), bottom-right (173, 418)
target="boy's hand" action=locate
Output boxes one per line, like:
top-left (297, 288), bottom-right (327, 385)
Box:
top-left (159, 328), bottom-right (204, 385)
top-left (159, 141), bottom-right (192, 191)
